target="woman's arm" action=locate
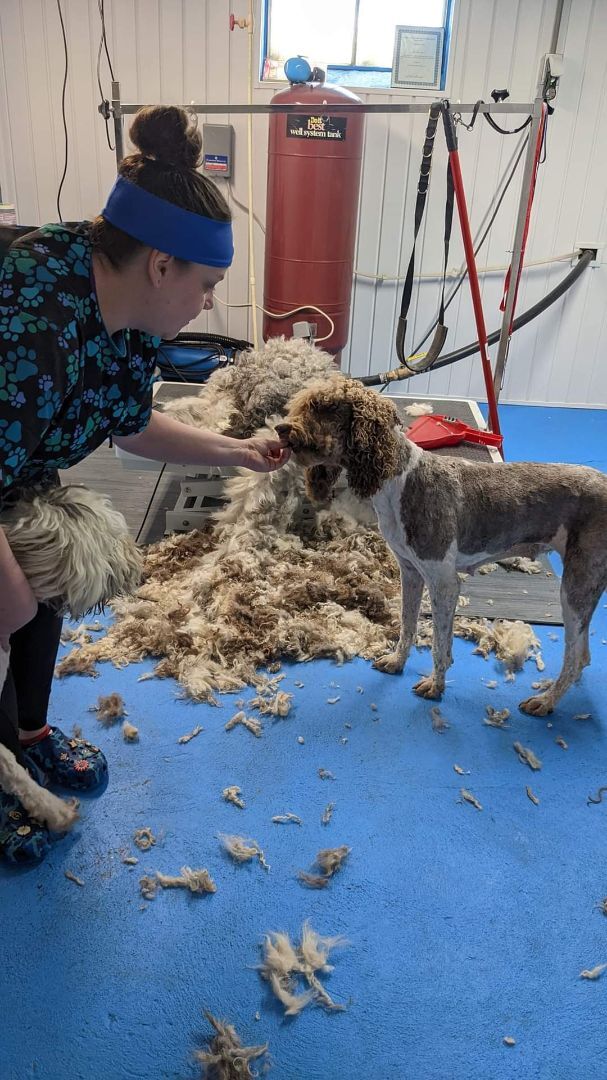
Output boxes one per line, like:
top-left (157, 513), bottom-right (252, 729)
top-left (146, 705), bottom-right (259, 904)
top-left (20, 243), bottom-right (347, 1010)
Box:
top-left (113, 408), bottom-right (291, 473)
top-left (0, 529), bottom-right (38, 647)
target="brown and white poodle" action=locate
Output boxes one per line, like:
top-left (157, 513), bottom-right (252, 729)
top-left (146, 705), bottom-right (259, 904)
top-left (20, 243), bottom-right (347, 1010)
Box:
top-left (276, 376), bottom-right (607, 715)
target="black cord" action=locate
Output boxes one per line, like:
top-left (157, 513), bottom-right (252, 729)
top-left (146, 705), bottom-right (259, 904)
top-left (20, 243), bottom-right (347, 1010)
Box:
top-left (98, 0), bottom-right (115, 80)
top-left (55, 0), bottom-right (69, 222)
top-left (135, 462), bottom-right (167, 545)
top-left (97, 0), bottom-right (115, 151)
top-left (484, 113), bottom-right (531, 135)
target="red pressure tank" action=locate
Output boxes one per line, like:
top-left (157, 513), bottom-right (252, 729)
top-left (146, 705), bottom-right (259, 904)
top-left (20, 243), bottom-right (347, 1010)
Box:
top-left (263, 81), bottom-right (365, 361)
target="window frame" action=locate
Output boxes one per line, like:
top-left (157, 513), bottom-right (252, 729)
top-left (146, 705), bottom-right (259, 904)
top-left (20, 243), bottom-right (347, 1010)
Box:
top-left (259, 0), bottom-right (456, 95)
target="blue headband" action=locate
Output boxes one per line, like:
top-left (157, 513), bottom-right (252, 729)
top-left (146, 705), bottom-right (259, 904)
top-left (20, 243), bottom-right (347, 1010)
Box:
top-left (101, 175), bottom-right (234, 267)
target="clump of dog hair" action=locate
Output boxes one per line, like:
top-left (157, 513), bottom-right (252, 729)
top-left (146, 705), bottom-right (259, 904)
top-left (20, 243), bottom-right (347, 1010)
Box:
top-left (458, 618), bottom-right (541, 672)
top-left (460, 789), bottom-right (483, 811)
top-left (140, 866), bottom-right (216, 900)
top-left (90, 692), bottom-right (126, 726)
top-left (484, 706), bottom-right (510, 728)
top-left (250, 692), bottom-right (292, 717)
top-left (580, 963), bottom-right (607, 980)
top-left (57, 650), bottom-right (99, 677)
top-left (219, 834), bottom-right (269, 870)
top-left (298, 872), bottom-right (330, 889)
top-left (272, 813), bottom-right (302, 825)
top-left (178, 724), bottom-right (204, 744)
top-left (403, 401), bottom-right (434, 417)
top-left (225, 711), bottom-right (262, 737)
top-left (321, 803), bottom-right (335, 825)
top-left (134, 827), bottom-right (156, 851)
top-left (513, 742), bottom-right (542, 770)
top-left (223, 786), bottom-right (245, 809)
top-left (194, 1011), bottom-right (269, 1079)
top-left (65, 869), bottom-right (85, 887)
top-left (317, 846), bottom-right (349, 875)
top-left (431, 706), bottom-right (449, 733)
top-left (298, 845), bottom-right (350, 887)
top-left (122, 720), bottom-right (139, 742)
top-left (258, 921), bottom-right (348, 1015)
top-left (500, 556), bottom-right (543, 574)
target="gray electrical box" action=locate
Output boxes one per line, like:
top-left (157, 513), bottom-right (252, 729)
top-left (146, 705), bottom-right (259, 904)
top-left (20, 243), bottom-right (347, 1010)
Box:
top-left (202, 124), bottom-right (234, 178)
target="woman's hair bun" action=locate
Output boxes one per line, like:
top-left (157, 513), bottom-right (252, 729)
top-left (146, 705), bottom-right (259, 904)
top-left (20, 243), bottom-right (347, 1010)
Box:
top-left (129, 105), bottom-right (202, 169)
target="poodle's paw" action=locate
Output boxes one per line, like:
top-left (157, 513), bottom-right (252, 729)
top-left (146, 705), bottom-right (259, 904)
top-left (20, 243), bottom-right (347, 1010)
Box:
top-left (519, 693), bottom-right (554, 717)
top-left (413, 675), bottom-right (444, 700)
top-left (373, 651), bottom-right (406, 675)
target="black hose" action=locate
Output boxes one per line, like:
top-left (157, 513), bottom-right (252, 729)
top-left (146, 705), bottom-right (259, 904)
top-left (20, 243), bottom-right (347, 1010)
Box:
top-left (358, 248), bottom-right (593, 385)
top-left (165, 331), bottom-right (253, 351)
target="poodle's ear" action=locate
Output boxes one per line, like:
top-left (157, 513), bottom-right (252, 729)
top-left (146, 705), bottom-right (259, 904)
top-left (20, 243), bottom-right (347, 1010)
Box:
top-left (342, 383), bottom-right (401, 499)
top-left (305, 464), bottom-right (342, 504)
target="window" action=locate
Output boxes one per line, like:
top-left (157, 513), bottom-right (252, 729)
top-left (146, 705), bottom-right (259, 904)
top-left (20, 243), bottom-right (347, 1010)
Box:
top-left (261, 0), bottom-right (454, 90)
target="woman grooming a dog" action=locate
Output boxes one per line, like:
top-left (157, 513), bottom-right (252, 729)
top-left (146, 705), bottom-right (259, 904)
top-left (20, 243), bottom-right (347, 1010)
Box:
top-left (0, 105), bottom-right (290, 865)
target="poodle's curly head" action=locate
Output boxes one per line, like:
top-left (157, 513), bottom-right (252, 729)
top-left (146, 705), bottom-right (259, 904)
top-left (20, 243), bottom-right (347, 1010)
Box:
top-left (276, 376), bottom-right (404, 500)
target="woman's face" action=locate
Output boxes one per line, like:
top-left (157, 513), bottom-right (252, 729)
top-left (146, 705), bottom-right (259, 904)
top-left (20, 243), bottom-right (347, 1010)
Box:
top-left (145, 253), bottom-right (226, 338)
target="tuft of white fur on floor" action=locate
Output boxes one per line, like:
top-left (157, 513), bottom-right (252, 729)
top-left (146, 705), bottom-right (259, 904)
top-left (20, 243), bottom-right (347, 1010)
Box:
top-left (259, 920), bottom-right (349, 1015)
top-left (194, 1011), bottom-right (268, 1078)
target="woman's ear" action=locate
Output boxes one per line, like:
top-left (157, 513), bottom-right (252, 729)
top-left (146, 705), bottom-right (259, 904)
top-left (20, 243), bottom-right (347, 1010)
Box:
top-left (305, 464), bottom-right (342, 504)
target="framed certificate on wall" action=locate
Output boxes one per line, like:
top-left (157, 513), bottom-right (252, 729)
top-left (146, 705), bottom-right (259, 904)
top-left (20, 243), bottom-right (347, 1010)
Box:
top-left (391, 26), bottom-right (445, 90)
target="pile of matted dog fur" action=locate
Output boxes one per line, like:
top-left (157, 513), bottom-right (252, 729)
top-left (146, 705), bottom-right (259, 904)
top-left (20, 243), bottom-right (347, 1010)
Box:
top-left (57, 338), bottom-right (543, 701)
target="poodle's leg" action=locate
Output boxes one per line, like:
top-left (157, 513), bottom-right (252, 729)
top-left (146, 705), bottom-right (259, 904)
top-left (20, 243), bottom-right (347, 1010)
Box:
top-left (374, 563), bottom-right (424, 674)
top-left (413, 573), bottom-right (459, 699)
top-left (520, 541), bottom-right (606, 715)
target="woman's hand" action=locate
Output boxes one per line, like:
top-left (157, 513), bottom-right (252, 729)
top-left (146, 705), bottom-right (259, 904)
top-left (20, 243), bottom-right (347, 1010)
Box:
top-left (234, 436), bottom-right (292, 473)
top-left (115, 410), bottom-right (293, 472)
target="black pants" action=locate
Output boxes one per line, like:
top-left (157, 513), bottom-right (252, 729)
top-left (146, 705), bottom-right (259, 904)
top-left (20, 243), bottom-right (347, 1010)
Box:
top-left (0, 604), bottom-right (63, 764)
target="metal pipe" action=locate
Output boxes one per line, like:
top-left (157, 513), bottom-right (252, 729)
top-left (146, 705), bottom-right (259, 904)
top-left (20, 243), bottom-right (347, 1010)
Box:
top-left (492, 98), bottom-right (546, 398)
top-left (112, 101), bottom-right (533, 116)
top-left (111, 80), bottom-right (124, 164)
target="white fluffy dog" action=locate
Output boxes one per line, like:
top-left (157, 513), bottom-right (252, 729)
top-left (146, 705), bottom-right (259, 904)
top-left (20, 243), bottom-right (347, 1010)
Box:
top-left (0, 485), bottom-right (142, 831)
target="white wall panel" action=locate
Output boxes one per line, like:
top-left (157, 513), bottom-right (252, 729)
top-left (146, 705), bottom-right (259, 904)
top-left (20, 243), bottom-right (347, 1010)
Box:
top-left (1, 0), bottom-right (605, 405)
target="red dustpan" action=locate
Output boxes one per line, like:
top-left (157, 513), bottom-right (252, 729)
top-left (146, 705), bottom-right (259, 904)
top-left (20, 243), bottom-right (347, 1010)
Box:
top-left (406, 414), bottom-right (504, 452)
